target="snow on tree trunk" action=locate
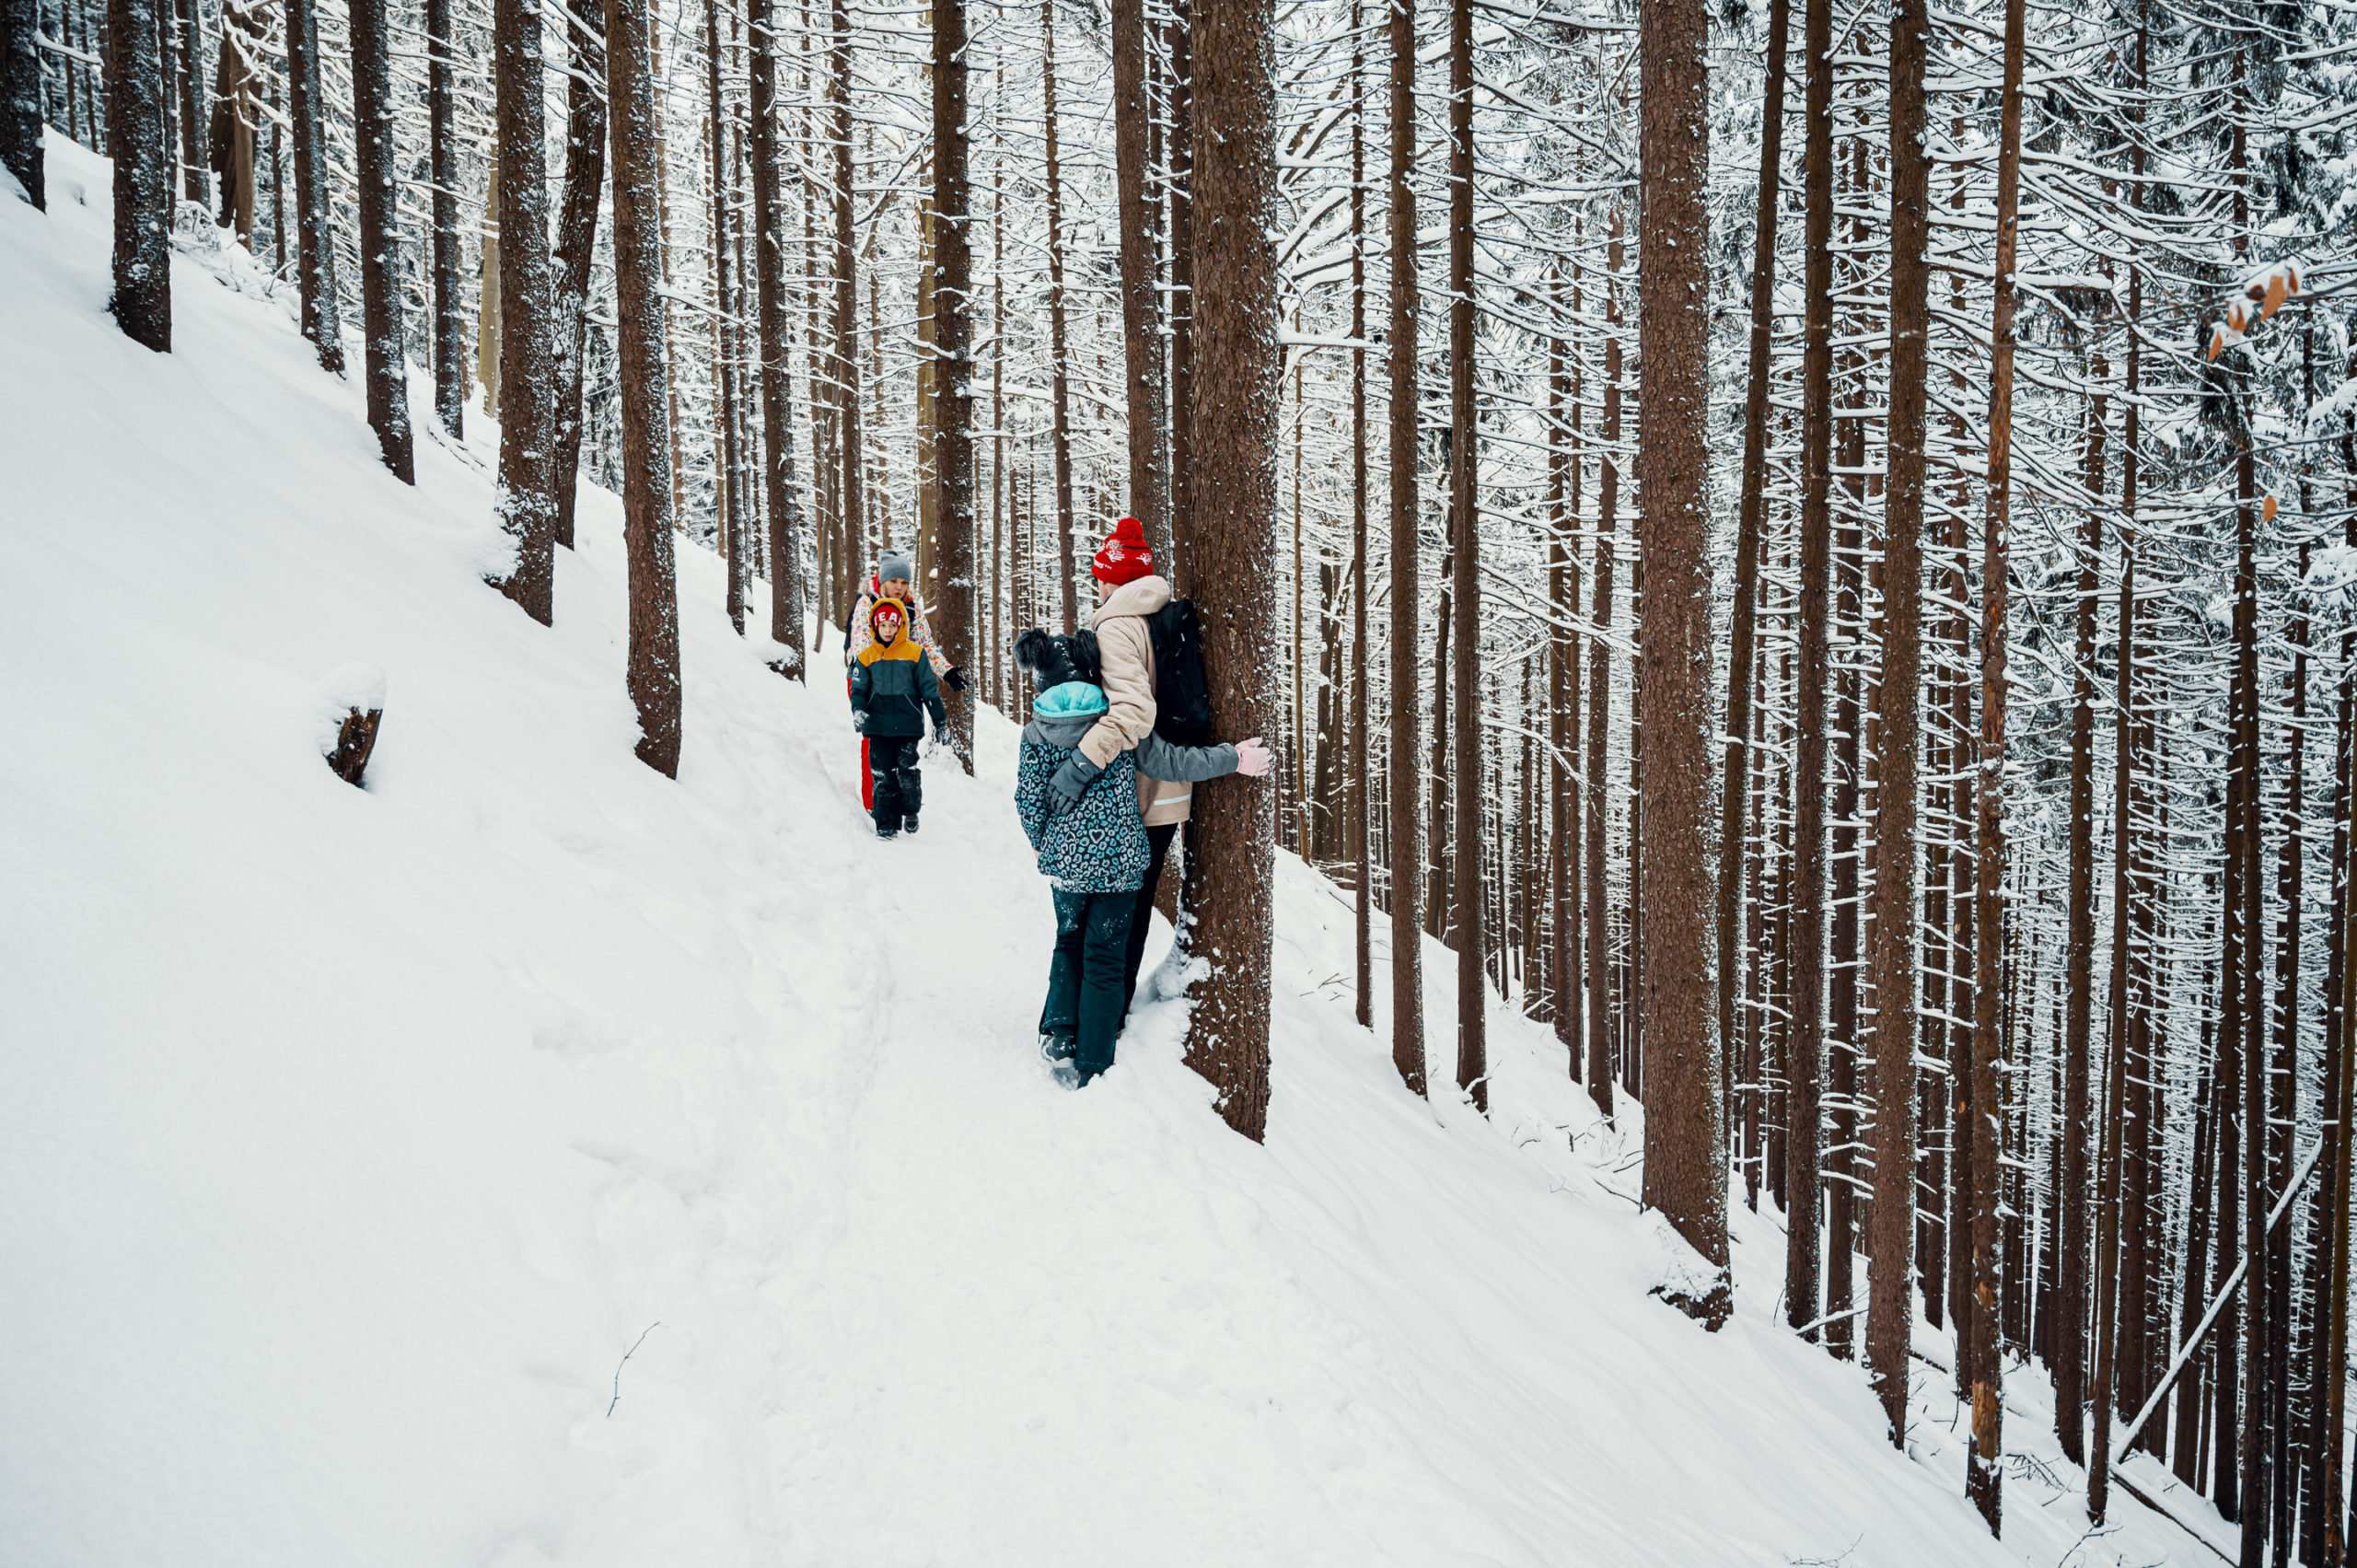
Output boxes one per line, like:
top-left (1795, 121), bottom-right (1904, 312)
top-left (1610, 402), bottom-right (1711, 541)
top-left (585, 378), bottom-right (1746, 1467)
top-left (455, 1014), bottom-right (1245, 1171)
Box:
top-left (929, 0), bottom-right (973, 770)
top-left (747, 0), bottom-right (803, 673)
top-left (284, 0), bottom-right (339, 372)
top-left (1383, 0), bottom-right (1424, 1099)
top-left (1633, 0), bottom-right (1728, 1330)
top-left (489, 0), bottom-right (554, 623)
top-left (427, 0), bottom-right (464, 438)
top-left (1, 0), bottom-right (41, 209)
top-left (347, 0), bottom-right (412, 481)
top-left (550, 1), bottom-right (606, 552)
top-left (106, 0), bottom-right (169, 350)
top-left (606, 0), bottom-right (681, 775)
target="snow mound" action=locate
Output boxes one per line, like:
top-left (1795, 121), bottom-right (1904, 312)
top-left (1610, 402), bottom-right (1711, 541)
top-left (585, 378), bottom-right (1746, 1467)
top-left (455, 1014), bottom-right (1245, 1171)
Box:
top-left (2, 139), bottom-right (2165, 1567)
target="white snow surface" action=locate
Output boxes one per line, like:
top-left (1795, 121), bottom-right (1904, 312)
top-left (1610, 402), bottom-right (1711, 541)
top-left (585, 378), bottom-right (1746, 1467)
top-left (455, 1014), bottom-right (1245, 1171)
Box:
top-left (2, 142), bottom-right (2212, 1566)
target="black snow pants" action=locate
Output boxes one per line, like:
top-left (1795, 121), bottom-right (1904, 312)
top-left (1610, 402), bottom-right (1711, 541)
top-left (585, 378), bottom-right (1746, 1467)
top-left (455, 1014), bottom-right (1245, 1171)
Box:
top-left (1041, 889), bottom-right (1139, 1082)
top-left (869, 735), bottom-right (923, 831)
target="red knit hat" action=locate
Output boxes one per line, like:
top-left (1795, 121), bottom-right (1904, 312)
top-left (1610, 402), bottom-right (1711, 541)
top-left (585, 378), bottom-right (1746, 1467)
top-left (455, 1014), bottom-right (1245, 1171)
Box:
top-left (1091, 516), bottom-right (1153, 587)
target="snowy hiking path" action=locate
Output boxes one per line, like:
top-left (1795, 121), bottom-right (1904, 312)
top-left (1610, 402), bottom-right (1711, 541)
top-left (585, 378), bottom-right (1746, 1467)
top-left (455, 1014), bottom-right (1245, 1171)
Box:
top-left (0, 137), bottom-right (2212, 1567)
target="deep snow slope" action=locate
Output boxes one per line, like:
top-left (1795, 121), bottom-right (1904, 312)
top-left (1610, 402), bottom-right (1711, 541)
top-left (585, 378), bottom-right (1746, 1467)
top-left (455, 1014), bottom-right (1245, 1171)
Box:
top-left (2, 143), bottom-right (2200, 1568)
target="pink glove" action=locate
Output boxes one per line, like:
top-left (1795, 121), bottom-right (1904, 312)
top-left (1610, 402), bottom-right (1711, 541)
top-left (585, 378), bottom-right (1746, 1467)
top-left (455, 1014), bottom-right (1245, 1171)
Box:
top-left (1233, 737), bottom-right (1272, 778)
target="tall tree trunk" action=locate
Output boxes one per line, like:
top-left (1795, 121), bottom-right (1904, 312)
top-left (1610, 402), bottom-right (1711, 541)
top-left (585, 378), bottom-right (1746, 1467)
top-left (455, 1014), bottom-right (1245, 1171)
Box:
top-left (704, 0), bottom-right (742, 633)
top-left (1350, 5), bottom-right (1372, 1030)
top-left (1180, 0), bottom-right (1277, 1141)
top-left (491, 0), bottom-right (555, 621)
top-left (830, 0), bottom-right (865, 604)
top-left (1718, 0), bottom-right (1788, 1131)
top-left (1550, 263), bottom-right (1582, 1071)
top-left (284, 0), bottom-right (338, 369)
top-left (1635, 0), bottom-right (1727, 1326)
top-left (1966, 0), bottom-right (2027, 1525)
top-left (349, 0), bottom-right (412, 478)
top-left (170, 0), bottom-right (200, 202)
top-left (550, 0), bottom-right (607, 550)
top-left (1040, 0), bottom-right (1077, 629)
top-left (607, 0), bottom-right (681, 774)
top-left (1385, 0), bottom-right (1425, 1097)
top-left (1109, 0), bottom-right (1167, 558)
top-left (931, 0), bottom-right (973, 769)
top-left (1783, 0), bottom-right (1833, 1338)
top-left (1585, 203), bottom-right (1620, 1118)
top-left (1, 0), bottom-right (40, 209)
top-left (2057, 363), bottom-right (2104, 1470)
top-left (1164, 0), bottom-right (1192, 569)
top-left (2230, 48), bottom-right (2266, 1558)
top-left (1866, 0), bottom-right (1928, 1440)
top-left (1446, 0), bottom-right (1484, 1111)
top-left (106, 0), bottom-right (169, 350)
top-left (749, 0), bottom-right (805, 674)
top-left (426, 0), bottom-right (463, 436)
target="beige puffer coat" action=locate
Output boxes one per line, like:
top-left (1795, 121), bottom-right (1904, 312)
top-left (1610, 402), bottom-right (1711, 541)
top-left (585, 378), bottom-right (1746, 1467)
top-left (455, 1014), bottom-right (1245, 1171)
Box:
top-left (1076, 575), bottom-right (1195, 826)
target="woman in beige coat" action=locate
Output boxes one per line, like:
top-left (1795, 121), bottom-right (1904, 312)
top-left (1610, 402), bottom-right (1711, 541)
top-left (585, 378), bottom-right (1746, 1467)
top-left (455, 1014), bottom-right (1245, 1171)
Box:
top-left (1065, 517), bottom-right (1191, 1011)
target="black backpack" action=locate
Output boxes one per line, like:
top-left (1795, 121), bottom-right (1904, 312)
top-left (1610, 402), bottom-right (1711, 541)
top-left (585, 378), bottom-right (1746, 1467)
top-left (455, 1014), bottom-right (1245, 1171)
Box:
top-left (1145, 599), bottom-right (1213, 746)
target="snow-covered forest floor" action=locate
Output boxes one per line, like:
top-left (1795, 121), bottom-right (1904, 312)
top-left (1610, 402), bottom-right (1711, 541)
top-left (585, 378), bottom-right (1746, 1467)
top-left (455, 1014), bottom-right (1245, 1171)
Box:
top-left (0, 141), bottom-right (2216, 1566)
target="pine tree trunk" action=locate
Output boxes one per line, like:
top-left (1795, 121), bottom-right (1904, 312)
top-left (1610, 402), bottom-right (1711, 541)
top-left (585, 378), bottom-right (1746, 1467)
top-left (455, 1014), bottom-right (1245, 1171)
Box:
top-left (283, 0), bottom-right (337, 368)
top-left (1635, 0), bottom-right (1727, 1325)
top-left (550, 0), bottom-right (606, 550)
top-left (1164, 0), bottom-right (1192, 569)
top-left (1865, 0), bottom-right (1928, 1440)
top-left (1179, 0), bottom-right (1277, 1141)
top-left (1585, 206), bottom-right (1620, 1119)
top-left (1446, 0), bottom-right (1483, 1111)
top-left (1109, 0), bottom-right (1167, 558)
top-left (1040, 0), bottom-right (1077, 629)
top-left (1718, 0), bottom-right (1787, 1137)
top-left (704, 0), bottom-right (742, 633)
top-left (2057, 373), bottom-right (2104, 1470)
top-left (1966, 0), bottom-right (2027, 1525)
top-left (349, 0), bottom-right (412, 478)
top-left (607, 0), bottom-right (681, 775)
top-left (930, 0), bottom-right (973, 769)
top-left (1784, 0), bottom-right (1834, 1338)
top-left (426, 0), bottom-right (464, 436)
top-left (7, 0), bottom-right (50, 206)
top-left (1384, 0), bottom-right (1424, 1097)
top-left (1350, 7), bottom-right (1372, 1030)
top-left (749, 0), bottom-right (804, 674)
top-left (169, 0), bottom-right (198, 203)
top-left (830, 0), bottom-right (865, 604)
top-left (106, 0), bottom-right (169, 350)
top-left (491, 0), bottom-right (555, 621)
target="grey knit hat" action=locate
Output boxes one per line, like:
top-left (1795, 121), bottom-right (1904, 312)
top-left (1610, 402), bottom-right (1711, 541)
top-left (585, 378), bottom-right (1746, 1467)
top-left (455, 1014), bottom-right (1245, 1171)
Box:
top-left (878, 549), bottom-right (914, 585)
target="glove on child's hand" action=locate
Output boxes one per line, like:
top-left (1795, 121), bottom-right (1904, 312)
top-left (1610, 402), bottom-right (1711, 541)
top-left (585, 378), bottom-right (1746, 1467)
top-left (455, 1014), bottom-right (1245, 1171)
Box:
top-left (941, 665), bottom-right (968, 693)
top-left (1048, 753), bottom-right (1102, 810)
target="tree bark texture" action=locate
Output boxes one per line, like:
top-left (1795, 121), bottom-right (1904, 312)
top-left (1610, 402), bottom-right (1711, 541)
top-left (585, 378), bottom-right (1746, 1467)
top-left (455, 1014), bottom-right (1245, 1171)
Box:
top-left (107, 0), bottom-right (169, 350)
top-left (1966, 0), bottom-right (2027, 1527)
top-left (2, 0), bottom-right (41, 209)
top-left (931, 0), bottom-right (973, 768)
top-left (1385, 0), bottom-right (1425, 1098)
top-left (1783, 0), bottom-right (1834, 1337)
top-left (1635, 0), bottom-right (1728, 1328)
top-left (490, 0), bottom-right (555, 621)
top-left (749, 0), bottom-right (805, 674)
top-left (1182, 0), bottom-right (1277, 1141)
top-left (426, 0), bottom-right (464, 436)
top-left (1446, 0), bottom-right (1484, 1112)
top-left (1109, 0), bottom-right (1167, 559)
top-left (284, 0), bottom-right (340, 370)
top-left (607, 0), bottom-right (681, 774)
top-left (349, 0), bottom-right (412, 479)
top-left (1865, 0), bottom-right (1928, 1444)
top-left (551, 0), bottom-right (607, 550)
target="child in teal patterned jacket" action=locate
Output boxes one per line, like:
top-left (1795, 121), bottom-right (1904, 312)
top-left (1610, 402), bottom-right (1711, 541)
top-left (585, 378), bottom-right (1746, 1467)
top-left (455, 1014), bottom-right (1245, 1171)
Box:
top-left (1014, 631), bottom-right (1266, 1086)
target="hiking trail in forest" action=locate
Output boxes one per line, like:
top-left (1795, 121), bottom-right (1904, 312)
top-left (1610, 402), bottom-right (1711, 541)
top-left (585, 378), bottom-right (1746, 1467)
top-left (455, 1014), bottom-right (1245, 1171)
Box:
top-left (1, 140), bottom-right (2208, 1566)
